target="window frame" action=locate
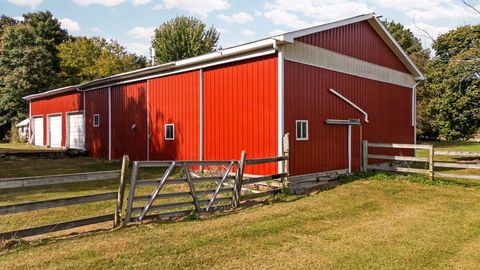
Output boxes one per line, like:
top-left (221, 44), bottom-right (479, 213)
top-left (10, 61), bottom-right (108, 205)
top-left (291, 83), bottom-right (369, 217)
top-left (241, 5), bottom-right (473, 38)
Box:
top-left (165, 124), bottom-right (175, 140)
top-left (296, 120), bottom-right (308, 141)
top-left (93, 114), bottom-right (100, 127)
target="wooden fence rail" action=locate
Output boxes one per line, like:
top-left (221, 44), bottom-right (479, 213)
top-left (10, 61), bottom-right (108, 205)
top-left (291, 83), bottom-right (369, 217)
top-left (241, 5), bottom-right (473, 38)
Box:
top-left (0, 155), bottom-right (129, 240)
top-left (363, 141), bottom-right (479, 181)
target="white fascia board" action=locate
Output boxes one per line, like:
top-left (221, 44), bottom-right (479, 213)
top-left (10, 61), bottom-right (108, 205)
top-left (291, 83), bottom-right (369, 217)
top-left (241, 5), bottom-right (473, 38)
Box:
top-left (276, 13), bottom-right (376, 43)
top-left (23, 85), bottom-right (80, 100)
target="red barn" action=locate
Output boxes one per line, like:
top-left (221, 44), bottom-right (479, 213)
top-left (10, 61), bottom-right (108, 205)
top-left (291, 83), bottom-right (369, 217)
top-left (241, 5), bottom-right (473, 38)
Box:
top-left (23, 14), bottom-right (423, 177)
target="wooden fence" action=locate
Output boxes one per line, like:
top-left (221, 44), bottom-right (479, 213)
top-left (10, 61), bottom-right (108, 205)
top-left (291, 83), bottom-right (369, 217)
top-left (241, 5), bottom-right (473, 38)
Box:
top-left (0, 155), bottom-right (129, 239)
top-left (363, 141), bottom-right (480, 181)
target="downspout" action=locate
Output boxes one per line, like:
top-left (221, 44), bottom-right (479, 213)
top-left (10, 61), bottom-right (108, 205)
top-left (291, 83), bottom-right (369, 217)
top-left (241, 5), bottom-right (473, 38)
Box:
top-left (412, 81), bottom-right (421, 145)
top-left (275, 40), bottom-right (285, 174)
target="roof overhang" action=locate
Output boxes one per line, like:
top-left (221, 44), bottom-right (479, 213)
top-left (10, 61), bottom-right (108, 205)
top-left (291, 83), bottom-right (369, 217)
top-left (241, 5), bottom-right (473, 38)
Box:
top-left (23, 85), bottom-right (80, 100)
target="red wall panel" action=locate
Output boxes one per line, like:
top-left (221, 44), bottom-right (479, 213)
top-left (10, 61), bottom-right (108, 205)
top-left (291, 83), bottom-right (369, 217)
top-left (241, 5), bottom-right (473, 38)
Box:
top-left (203, 55), bottom-right (278, 175)
top-left (285, 60), bottom-right (413, 176)
top-left (85, 88), bottom-right (109, 158)
top-left (296, 21), bottom-right (410, 73)
top-left (30, 91), bottom-right (83, 146)
top-left (148, 71), bottom-right (200, 161)
top-left (111, 82), bottom-right (148, 161)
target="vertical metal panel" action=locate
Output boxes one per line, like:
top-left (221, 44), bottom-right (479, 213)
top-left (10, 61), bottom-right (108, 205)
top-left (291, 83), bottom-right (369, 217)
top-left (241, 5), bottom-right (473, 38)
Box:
top-left (111, 81), bottom-right (148, 161)
top-left (203, 55), bottom-right (278, 175)
top-left (30, 91), bottom-right (83, 146)
top-left (296, 21), bottom-right (410, 73)
top-left (85, 88), bottom-right (109, 158)
top-left (284, 60), bottom-right (413, 176)
top-left (148, 71), bottom-right (200, 161)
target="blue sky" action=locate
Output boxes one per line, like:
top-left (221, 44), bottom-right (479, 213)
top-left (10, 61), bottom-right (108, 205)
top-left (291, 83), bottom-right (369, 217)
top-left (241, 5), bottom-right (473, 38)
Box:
top-left (1, 0), bottom-right (479, 57)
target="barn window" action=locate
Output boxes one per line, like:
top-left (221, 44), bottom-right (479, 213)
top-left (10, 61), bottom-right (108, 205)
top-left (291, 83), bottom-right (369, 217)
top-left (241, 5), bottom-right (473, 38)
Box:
top-left (93, 114), bottom-right (100, 127)
top-left (165, 124), bottom-right (174, 140)
top-left (296, 120), bottom-right (308, 141)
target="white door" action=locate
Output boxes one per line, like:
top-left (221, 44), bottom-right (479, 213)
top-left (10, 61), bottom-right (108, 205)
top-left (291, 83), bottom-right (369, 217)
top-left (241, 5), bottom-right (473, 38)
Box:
top-left (33, 117), bottom-right (44, 146)
top-left (68, 113), bottom-right (85, 149)
top-left (48, 115), bottom-right (62, 148)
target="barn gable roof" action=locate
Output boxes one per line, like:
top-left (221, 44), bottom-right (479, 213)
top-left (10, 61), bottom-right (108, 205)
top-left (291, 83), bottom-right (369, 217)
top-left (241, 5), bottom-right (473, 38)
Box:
top-left (25, 13), bottom-right (423, 100)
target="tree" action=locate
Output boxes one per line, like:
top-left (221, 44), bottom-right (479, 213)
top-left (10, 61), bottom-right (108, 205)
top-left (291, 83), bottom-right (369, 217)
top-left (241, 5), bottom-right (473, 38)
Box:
top-left (425, 25), bottom-right (480, 140)
top-left (152, 16), bottom-right (219, 64)
top-left (0, 24), bottom-right (55, 133)
top-left (383, 20), bottom-right (434, 137)
top-left (23, 11), bottom-right (68, 80)
top-left (0, 15), bottom-right (17, 36)
top-left (58, 36), bottom-right (146, 85)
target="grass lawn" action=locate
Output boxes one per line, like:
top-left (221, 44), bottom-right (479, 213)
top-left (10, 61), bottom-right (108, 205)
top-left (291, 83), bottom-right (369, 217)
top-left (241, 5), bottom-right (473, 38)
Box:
top-left (1, 173), bottom-right (480, 269)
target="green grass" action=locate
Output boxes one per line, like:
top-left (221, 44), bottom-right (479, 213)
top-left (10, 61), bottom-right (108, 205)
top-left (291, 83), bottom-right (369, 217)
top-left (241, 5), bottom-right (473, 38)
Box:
top-left (1, 175), bottom-right (480, 269)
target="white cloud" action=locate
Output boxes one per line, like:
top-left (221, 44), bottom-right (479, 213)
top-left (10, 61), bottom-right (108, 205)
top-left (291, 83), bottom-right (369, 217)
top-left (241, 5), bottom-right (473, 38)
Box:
top-left (125, 42), bottom-right (150, 56)
top-left (153, 4), bottom-right (164, 10)
top-left (74, 0), bottom-right (126, 6)
top-left (216, 27), bottom-right (231, 34)
top-left (372, 0), bottom-right (479, 20)
top-left (91, 27), bottom-right (102, 33)
top-left (254, 10), bottom-right (262, 17)
top-left (217, 12), bottom-right (254, 24)
top-left (132, 0), bottom-right (150, 5)
top-left (59, 18), bottom-right (81, 32)
top-left (263, 8), bottom-right (310, 29)
top-left (7, 0), bottom-right (42, 9)
top-left (269, 29), bottom-right (285, 36)
top-left (13, 16), bottom-right (25, 22)
top-left (125, 26), bottom-right (155, 40)
top-left (262, 0), bottom-right (372, 29)
top-left (241, 29), bottom-right (255, 36)
top-left (160, 0), bottom-right (230, 17)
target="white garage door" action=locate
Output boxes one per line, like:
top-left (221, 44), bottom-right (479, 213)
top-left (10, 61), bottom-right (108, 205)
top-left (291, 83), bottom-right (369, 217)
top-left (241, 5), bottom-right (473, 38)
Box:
top-left (68, 113), bottom-right (85, 149)
top-left (48, 115), bottom-right (62, 148)
top-left (33, 117), bottom-right (44, 146)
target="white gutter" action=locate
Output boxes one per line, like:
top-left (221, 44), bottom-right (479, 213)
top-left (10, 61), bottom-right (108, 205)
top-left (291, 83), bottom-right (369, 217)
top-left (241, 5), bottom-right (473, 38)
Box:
top-left (329, 88), bottom-right (369, 123)
top-left (276, 40), bottom-right (285, 174)
top-left (412, 81), bottom-right (421, 145)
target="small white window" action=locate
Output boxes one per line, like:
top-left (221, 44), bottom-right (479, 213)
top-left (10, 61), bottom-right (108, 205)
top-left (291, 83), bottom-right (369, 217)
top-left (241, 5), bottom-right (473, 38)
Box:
top-left (93, 114), bottom-right (100, 127)
top-left (165, 124), bottom-right (174, 140)
top-left (296, 120), bottom-right (308, 141)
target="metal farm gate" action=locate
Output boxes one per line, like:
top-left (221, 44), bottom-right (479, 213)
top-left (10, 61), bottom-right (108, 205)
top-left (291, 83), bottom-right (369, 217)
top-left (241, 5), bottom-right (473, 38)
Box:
top-left (123, 152), bottom-right (288, 225)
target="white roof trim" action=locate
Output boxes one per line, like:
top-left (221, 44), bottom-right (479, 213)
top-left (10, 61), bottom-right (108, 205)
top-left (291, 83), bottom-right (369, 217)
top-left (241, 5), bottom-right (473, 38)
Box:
top-left (23, 85), bottom-right (80, 100)
top-left (275, 13), bottom-right (376, 43)
top-left (16, 118), bottom-right (29, 127)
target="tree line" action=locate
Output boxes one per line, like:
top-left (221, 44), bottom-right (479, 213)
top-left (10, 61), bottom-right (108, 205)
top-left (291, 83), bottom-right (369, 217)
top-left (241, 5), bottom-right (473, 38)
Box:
top-left (0, 11), bottom-right (478, 141)
top-left (384, 21), bottom-right (479, 141)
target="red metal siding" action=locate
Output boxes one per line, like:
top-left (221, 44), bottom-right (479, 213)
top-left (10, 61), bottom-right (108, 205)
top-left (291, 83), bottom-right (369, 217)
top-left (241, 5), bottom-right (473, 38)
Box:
top-left (148, 71), bottom-right (200, 161)
top-left (85, 88), bottom-right (109, 158)
top-left (203, 55), bottom-right (278, 175)
top-left (296, 21), bottom-right (410, 73)
top-left (111, 82), bottom-right (148, 161)
top-left (30, 91), bottom-right (83, 146)
top-left (285, 60), bottom-right (413, 176)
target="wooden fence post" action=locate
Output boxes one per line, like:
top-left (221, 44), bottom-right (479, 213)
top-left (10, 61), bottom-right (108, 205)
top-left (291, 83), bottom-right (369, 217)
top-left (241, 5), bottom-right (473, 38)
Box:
top-left (428, 145), bottom-right (434, 181)
top-left (233, 151), bottom-right (246, 208)
top-left (114, 155), bottom-right (129, 227)
top-left (362, 140), bottom-right (368, 172)
top-left (282, 133), bottom-right (290, 189)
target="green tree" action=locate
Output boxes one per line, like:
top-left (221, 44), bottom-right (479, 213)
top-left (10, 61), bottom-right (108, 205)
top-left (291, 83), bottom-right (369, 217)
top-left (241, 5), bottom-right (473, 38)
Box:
top-left (425, 25), bottom-right (480, 140)
top-left (152, 16), bottom-right (219, 64)
top-left (58, 36), bottom-right (146, 85)
top-left (383, 20), bottom-right (433, 137)
top-left (0, 15), bottom-right (18, 36)
top-left (0, 24), bottom-right (55, 133)
top-left (23, 11), bottom-right (68, 79)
